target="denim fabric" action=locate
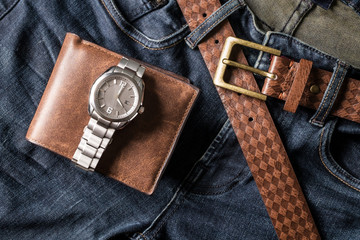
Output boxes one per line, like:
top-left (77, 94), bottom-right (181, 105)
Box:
top-left (312, 0), bottom-right (334, 9)
top-left (0, 0), bottom-right (360, 239)
top-left (184, 0), bottom-right (244, 49)
top-left (341, 0), bottom-right (360, 15)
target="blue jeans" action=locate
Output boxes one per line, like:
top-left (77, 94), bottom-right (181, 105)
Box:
top-left (0, 0), bottom-right (359, 239)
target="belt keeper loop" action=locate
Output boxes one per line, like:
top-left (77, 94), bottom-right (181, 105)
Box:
top-left (283, 59), bottom-right (313, 113)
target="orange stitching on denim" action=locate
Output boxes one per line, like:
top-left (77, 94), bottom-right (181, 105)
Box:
top-left (187, 0), bottom-right (239, 41)
top-left (311, 63), bottom-right (341, 124)
top-left (319, 128), bottom-right (360, 193)
top-left (100, 0), bottom-right (183, 50)
top-left (320, 63), bottom-right (348, 122)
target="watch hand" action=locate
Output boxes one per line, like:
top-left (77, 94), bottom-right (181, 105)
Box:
top-left (117, 98), bottom-right (124, 108)
top-left (114, 84), bottom-right (126, 109)
top-left (117, 85), bottom-right (125, 98)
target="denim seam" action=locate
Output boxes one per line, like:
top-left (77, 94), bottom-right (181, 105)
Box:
top-left (190, 171), bottom-right (252, 196)
top-left (135, 232), bottom-right (148, 240)
top-left (147, 193), bottom-right (186, 240)
top-left (319, 125), bottom-right (360, 193)
top-left (189, 4), bottom-right (239, 47)
top-left (194, 169), bottom-right (245, 189)
top-left (100, 0), bottom-right (187, 50)
top-left (186, 0), bottom-right (237, 40)
top-left (325, 124), bottom-right (360, 184)
top-left (186, 0), bottom-right (243, 48)
top-left (319, 63), bottom-right (348, 122)
top-left (310, 63), bottom-right (341, 124)
top-left (0, 0), bottom-right (20, 21)
top-left (246, 5), bottom-right (266, 35)
top-left (189, 181), bottom-right (241, 195)
top-left (341, 0), bottom-right (360, 13)
top-left (124, 0), bottom-right (149, 20)
top-left (188, 120), bottom-right (232, 171)
top-left (139, 121), bottom-right (232, 238)
top-left (108, 0), bottom-right (186, 42)
top-left (311, 62), bottom-right (348, 125)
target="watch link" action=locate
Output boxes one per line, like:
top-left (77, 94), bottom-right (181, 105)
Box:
top-left (72, 57), bottom-right (145, 171)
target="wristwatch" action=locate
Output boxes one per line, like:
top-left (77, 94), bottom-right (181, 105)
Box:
top-left (72, 57), bottom-right (146, 171)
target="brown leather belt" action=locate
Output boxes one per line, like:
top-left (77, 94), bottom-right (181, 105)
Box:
top-left (177, 0), bottom-right (321, 239)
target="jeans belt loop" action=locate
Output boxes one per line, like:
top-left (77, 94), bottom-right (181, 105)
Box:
top-left (309, 60), bottom-right (350, 127)
top-left (184, 0), bottom-right (245, 49)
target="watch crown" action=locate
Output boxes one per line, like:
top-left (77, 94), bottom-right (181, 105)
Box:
top-left (138, 106), bottom-right (145, 114)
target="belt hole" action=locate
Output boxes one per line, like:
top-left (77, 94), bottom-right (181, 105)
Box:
top-left (202, 13), bottom-right (207, 18)
top-left (214, 39), bottom-right (219, 44)
top-left (248, 117), bottom-right (254, 122)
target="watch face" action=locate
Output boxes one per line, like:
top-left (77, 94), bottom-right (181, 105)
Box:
top-left (91, 73), bottom-right (141, 121)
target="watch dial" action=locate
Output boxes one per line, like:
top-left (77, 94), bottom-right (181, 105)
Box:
top-left (94, 75), bottom-right (140, 121)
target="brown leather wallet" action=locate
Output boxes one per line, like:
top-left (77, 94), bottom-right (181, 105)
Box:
top-left (26, 33), bottom-right (199, 195)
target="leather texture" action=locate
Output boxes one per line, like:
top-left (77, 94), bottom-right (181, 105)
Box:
top-left (177, 0), bottom-right (320, 239)
top-left (283, 59), bottom-right (313, 113)
top-left (26, 33), bottom-right (199, 195)
top-left (263, 56), bottom-right (360, 123)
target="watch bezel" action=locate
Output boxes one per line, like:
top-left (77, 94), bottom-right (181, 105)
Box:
top-left (89, 71), bottom-right (143, 122)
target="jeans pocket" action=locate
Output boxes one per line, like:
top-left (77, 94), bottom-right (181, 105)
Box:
top-left (186, 120), bottom-right (252, 195)
top-left (101, 0), bottom-right (189, 50)
top-left (319, 118), bottom-right (360, 192)
top-left (0, 0), bottom-right (19, 20)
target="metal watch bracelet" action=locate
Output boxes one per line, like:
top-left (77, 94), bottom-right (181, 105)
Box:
top-left (72, 57), bottom-right (145, 171)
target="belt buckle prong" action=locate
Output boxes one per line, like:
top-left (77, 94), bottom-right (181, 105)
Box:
top-left (214, 37), bottom-right (281, 101)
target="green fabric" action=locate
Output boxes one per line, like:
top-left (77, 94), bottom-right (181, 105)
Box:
top-left (245, 0), bottom-right (360, 68)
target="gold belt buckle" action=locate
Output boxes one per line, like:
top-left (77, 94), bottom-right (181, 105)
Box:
top-left (213, 37), bottom-right (281, 101)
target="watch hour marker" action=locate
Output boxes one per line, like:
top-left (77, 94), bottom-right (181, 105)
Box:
top-left (130, 95), bottom-right (135, 98)
top-left (100, 103), bottom-right (105, 108)
top-left (119, 80), bottom-right (127, 88)
top-left (114, 79), bottom-right (117, 84)
top-left (128, 87), bottom-right (133, 91)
